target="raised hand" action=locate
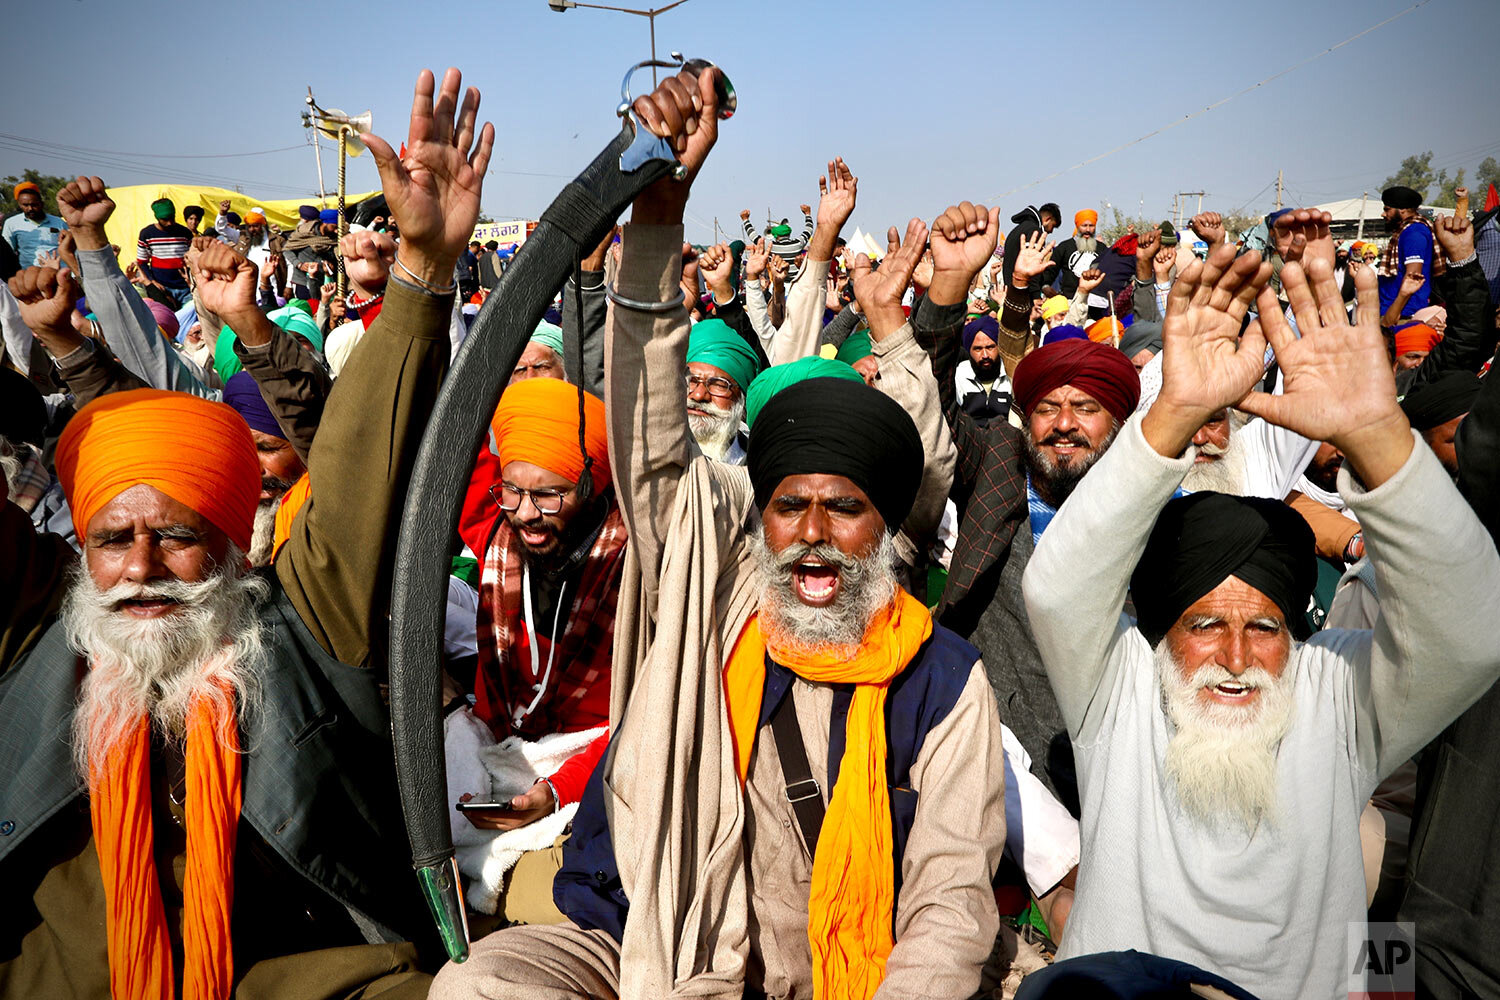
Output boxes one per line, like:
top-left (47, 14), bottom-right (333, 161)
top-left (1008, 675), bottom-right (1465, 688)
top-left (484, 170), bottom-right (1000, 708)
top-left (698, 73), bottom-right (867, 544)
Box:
top-left (339, 228), bottom-right (397, 294)
top-left (361, 67), bottom-right (495, 287)
top-left (1077, 267), bottom-right (1104, 296)
top-left (768, 252), bottom-right (788, 285)
top-left (912, 250), bottom-right (935, 293)
top-left (1433, 211), bottom-right (1475, 262)
top-left (816, 157), bottom-right (858, 232)
top-left (1153, 247), bottom-right (1175, 282)
top-left (582, 225), bottom-right (617, 272)
top-left (1238, 258), bottom-right (1411, 486)
top-left (629, 65), bottom-right (722, 224)
top-left (1189, 211), bottom-right (1225, 249)
top-left (1141, 242), bottom-right (1272, 458)
top-left (743, 237), bottom-right (769, 281)
top-left (850, 217), bottom-right (928, 340)
top-left (739, 208), bottom-right (751, 222)
top-left (1010, 230), bottom-right (1053, 288)
top-left (218, 199), bottom-right (231, 215)
top-left (928, 200), bottom-right (1001, 306)
top-left (699, 240), bottom-right (735, 299)
top-left (54, 176), bottom-right (115, 251)
top-left (1271, 208), bottom-right (1335, 271)
top-left (190, 241), bottom-right (263, 331)
top-left (8, 266), bottom-right (78, 340)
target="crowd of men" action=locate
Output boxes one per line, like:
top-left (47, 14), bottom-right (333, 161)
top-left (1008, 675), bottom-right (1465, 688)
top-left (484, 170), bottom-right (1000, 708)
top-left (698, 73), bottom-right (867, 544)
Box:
top-left (1, 63), bottom-right (1498, 1000)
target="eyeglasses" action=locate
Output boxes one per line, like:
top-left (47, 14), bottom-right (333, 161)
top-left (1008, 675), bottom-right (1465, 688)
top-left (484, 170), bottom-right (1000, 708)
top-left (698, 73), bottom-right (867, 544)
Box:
top-left (684, 372), bottom-right (738, 399)
top-left (489, 481), bottom-right (572, 514)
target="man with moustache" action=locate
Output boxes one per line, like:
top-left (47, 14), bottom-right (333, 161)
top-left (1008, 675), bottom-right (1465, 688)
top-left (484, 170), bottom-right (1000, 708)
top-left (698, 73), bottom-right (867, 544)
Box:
top-left (1050, 208), bottom-right (1102, 299)
top-left (0, 65), bottom-right (494, 997)
top-left (683, 317), bottom-right (763, 464)
top-left (1023, 241), bottom-right (1500, 998)
top-left (432, 68), bottom-right (1003, 1000)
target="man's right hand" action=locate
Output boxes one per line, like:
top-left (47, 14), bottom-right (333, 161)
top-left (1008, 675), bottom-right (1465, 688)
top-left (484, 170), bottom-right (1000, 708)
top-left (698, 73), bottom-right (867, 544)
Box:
top-left (928, 201), bottom-right (1000, 307)
top-left (699, 241), bottom-right (735, 301)
top-left (743, 237), bottom-right (768, 281)
top-left (361, 67), bottom-right (496, 288)
top-left (1189, 211), bottom-right (1225, 248)
top-left (55, 176), bottom-right (115, 252)
top-left (629, 66), bottom-right (722, 226)
top-left (815, 157), bottom-right (858, 233)
top-left (191, 242), bottom-right (267, 338)
top-left (339, 229), bottom-right (397, 294)
top-left (1271, 208), bottom-right (1335, 271)
top-left (8, 266), bottom-right (78, 340)
top-left (1010, 231), bottom-right (1053, 289)
top-left (1077, 267), bottom-right (1104, 296)
top-left (1434, 211), bottom-right (1475, 262)
top-left (219, 199), bottom-right (232, 215)
top-left (739, 208), bottom-right (751, 222)
top-left (851, 218), bottom-right (928, 341)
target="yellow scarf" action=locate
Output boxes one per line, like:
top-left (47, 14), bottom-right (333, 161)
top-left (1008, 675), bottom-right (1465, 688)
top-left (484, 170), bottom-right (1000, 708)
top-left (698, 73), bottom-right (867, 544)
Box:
top-left (723, 588), bottom-right (933, 1000)
top-left (89, 675), bottom-right (242, 1000)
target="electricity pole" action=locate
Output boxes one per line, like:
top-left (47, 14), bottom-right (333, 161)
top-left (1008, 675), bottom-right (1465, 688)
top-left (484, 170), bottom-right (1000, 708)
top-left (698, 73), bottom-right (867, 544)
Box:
top-left (1275, 170), bottom-right (1284, 211)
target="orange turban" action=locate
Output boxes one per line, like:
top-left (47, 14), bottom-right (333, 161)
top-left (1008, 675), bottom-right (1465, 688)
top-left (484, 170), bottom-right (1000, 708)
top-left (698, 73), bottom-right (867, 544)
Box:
top-left (1075, 209), bottom-right (1098, 229)
top-left (490, 377), bottom-right (610, 488)
top-left (56, 389), bottom-right (260, 552)
top-left (1393, 322), bottom-right (1442, 357)
top-left (1087, 317), bottom-right (1123, 343)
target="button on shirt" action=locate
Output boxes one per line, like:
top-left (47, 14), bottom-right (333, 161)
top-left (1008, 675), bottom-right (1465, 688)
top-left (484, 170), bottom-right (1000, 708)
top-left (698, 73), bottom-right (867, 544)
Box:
top-left (2, 213), bottom-right (67, 266)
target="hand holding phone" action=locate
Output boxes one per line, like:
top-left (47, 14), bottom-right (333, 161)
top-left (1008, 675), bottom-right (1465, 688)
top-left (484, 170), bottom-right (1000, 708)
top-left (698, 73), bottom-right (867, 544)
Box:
top-left (456, 782), bottom-right (555, 832)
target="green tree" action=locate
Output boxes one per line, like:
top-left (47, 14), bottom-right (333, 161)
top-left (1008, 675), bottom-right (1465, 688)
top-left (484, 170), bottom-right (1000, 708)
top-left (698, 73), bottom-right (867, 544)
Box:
top-left (1430, 167), bottom-right (1467, 209)
top-left (1476, 157), bottom-right (1500, 199)
top-left (0, 169), bottom-right (71, 217)
top-left (1381, 152), bottom-right (1436, 201)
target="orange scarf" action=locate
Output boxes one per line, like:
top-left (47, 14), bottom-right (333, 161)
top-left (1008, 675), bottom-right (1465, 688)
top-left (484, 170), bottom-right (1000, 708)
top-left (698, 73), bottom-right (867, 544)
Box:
top-left (723, 589), bottom-right (932, 1000)
top-left (89, 678), bottom-right (242, 1000)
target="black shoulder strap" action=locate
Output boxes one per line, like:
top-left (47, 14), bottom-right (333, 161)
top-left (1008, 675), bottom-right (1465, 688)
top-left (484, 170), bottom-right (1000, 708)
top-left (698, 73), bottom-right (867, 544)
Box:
top-left (770, 687), bottom-right (824, 857)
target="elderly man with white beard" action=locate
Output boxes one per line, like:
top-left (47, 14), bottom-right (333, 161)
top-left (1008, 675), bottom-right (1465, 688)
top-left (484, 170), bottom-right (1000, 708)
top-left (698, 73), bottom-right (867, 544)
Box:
top-left (1022, 238), bottom-right (1500, 997)
top-left (432, 68), bottom-right (1002, 1000)
top-left (0, 67), bottom-right (494, 998)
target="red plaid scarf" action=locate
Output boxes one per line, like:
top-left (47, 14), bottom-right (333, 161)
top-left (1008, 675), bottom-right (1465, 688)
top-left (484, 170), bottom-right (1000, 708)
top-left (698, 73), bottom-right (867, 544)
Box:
top-left (1380, 215), bottom-right (1447, 281)
top-left (473, 501), bottom-right (627, 741)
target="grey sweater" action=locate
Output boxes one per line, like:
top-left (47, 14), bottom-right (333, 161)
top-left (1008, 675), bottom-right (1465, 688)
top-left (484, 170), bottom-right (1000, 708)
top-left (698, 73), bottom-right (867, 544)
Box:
top-left (1023, 416), bottom-right (1500, 999)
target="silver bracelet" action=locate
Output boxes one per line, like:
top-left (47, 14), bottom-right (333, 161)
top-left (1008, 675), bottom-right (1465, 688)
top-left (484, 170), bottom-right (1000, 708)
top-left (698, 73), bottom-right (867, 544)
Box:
top-left (605, 281), bottom-right (686, 313)
top-left (391, 255), bottom-right (456, 295)
top-left (1448, 251), bottom-right (1478, 269)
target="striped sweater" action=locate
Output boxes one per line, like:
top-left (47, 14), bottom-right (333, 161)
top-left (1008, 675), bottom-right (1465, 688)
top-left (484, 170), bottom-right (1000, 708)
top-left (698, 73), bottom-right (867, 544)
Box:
top-left (136, 222), bottom-right (194, 287)
top-left (744, 211), bottom-right (814, 282)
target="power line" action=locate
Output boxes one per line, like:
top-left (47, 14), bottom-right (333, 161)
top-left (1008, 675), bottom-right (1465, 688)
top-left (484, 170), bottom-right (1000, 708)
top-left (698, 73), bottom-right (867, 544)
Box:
top-left (0, 132), bottom-right (307, 160)
top-left (987, 0), bottom-right (1435, 202)
top-left (0, 135), bottom-right (317, 195)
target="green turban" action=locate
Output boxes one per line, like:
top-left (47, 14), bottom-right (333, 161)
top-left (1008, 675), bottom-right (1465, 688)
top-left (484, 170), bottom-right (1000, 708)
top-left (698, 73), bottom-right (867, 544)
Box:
top-left (530, 320), bottom-right (565, 357)
top-left (215, 305), bottom-right (325, 384)
top-left (686, 319), bottom-right (762, 394)
top-left (151, 198), bottom-right (175, 221)
top-left (769, 224), bottom-right (792, 239)
top-left (287, 298), bottom-right (315, 317)
top-left (745, 355), bottom-right (864, 429)
top-left (834, 329), bottom-right (873, 365)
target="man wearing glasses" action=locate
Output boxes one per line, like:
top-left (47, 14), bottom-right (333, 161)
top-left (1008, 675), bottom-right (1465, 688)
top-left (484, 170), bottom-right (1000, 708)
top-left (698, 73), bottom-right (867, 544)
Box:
top-left (453, 376), bottom-right (626, 922)
top-left (684, 318), bottom-right (764, 465)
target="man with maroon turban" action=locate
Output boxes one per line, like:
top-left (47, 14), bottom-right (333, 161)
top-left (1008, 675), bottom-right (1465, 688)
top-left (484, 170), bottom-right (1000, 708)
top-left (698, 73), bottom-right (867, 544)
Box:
top-left (913, 202), bottom-right (1140, 820)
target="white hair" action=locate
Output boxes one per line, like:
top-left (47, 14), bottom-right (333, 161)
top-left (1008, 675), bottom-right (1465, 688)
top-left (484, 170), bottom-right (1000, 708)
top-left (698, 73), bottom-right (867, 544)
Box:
top-left (750, 527), bottom-right (896, 659)
top-left (1155, 638), bottom-right (1296, 834)
top-left (65, 547), bottom-right (270, 784)
top-left (687, 392), bottom-right (747, 462)
top-left (247, 499), bottom-right (280, 568)
top-left (1181, 413), bottom-right (1250, 496)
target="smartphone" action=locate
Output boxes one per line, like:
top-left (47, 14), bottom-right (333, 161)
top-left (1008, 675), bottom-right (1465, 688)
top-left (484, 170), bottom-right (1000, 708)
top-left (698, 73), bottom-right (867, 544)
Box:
top-left (455, 800), bottom-right (527, 817)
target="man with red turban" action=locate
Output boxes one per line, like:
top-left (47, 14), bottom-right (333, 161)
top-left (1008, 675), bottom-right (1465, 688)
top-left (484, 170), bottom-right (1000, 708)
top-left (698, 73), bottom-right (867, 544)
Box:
top-left (451, 376), bottom-right (626, 920)
top-left (0, 65), bottom-right (496, 998)
top-left (912, 203), bottom-right (1140, 846)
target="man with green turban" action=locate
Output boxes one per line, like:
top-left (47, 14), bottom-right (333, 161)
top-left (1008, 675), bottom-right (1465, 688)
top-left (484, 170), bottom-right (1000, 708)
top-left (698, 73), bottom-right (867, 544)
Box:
top-left (745, 354), bottom-right (864, 429)
top-left (215, 304), bottom-right (325, 384)
top-left (684, 318), bottom-right (764, 464)
top-left (511, 320), bottom-right (567, 385)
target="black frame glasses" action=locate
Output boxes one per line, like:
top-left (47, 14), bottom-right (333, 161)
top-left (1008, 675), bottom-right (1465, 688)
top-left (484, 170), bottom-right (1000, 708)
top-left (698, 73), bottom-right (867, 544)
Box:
top-left (489, 481), bottom-right (572, 514)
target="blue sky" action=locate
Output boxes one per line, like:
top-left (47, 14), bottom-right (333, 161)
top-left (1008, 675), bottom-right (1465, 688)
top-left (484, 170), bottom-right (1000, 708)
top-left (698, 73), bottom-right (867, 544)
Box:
top-left (4, 0), bottom-right (1497, 241)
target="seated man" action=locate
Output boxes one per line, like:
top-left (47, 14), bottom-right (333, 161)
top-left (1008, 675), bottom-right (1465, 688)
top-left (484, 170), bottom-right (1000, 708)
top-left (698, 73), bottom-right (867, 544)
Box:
top-left (0, 65), bottom-right (494, 998)
top-left (432, 68), bottom-right (1004, 1000)
top-left (1023, 242), bottom-right (1500, 997)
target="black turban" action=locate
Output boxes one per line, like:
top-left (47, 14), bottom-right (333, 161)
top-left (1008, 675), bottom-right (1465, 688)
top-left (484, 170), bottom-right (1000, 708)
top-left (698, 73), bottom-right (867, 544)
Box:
top-left (747, 376), bottom-right (924, 531)
top-left (1400, 372), bottom-right (1481, 431)
top-left (1130, 492), bottom-right (1316, 646)
top-left (0, 367), bottom-right (46, 448)
top-left (1382, 186), bottom-right (1422, 210)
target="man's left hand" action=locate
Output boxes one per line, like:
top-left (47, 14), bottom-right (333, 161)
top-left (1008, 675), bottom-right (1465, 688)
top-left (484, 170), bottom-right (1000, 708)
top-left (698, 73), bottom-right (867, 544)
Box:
top-left (459, 782), bottom-right (555, 832)
top-left (928, 201), bottom-right (1000, 306)
top-left (851, 217), bottom-right (927, 341)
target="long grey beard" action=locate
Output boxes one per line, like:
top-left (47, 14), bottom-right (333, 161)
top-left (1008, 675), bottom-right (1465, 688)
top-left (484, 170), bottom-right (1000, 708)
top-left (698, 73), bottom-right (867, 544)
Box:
top-left (688, 393), bottom-right (746, 462)
top-left (1156, 642), bottom-right (1296, 834)
top-left (65, 549), bottom-right (270, 783)
top-left (750, 527), bottom-right (897, 659)
top-left (1074, 235), bottom-right (1098, 255)
top-left (247, 500), bottom-right (280, 567)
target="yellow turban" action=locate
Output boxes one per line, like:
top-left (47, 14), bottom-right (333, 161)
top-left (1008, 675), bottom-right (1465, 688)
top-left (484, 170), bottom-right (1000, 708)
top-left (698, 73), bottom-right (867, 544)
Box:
top-left (56, 389), bottom-right (260, 552)
top-left (1041, 295), bottom-right (1069, 320)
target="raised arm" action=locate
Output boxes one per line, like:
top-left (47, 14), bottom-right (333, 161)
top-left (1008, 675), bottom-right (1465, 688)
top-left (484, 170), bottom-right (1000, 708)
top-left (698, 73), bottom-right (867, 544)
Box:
top-left (271, 66), bottom-right (493, 665)
top-left (56, 176), bottom-right (214, 400)
top-left (6, 265), bottom-right (150, 406)
top-left (1413, 211), bottom-right (1497, 384)
top-left (562, 225), bottom-right (614, 398)
top-left (605, 64), bottom-right (723, 593)
top-left (770, 159), bottom-right (856, 364)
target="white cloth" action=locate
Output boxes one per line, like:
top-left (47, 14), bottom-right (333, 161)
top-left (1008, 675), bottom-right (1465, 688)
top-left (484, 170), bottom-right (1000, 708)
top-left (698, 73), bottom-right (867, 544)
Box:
top-left (323, 317), bottom-right (366, 377)
top-left (445, 709), bottom-right (606, 914)
top-left (1296, 474), bottom-right (1358, 522)
top-left (1001, 724), bottom-right (1079, 897)
top-left (1024, 415), bottom-right (1500, 999)
top-left (0, 283), bottom-right (32, 375)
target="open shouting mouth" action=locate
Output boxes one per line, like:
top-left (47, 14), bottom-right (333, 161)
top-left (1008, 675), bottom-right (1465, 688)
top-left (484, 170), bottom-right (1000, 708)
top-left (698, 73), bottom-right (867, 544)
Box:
top-left (793, 558), bottom-right (840, 607)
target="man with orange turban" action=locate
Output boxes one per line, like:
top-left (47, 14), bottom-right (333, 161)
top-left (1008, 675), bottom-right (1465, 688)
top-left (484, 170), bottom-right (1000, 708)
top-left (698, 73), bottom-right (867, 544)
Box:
top-left (0, 64), bottom-right (497, 998)
top-left (449, 375), bottom-right (626, 921)
top-left (1049, 206), bottom-right (1102, 299)
top-left (1392, 320), bottom-right (1443, 371)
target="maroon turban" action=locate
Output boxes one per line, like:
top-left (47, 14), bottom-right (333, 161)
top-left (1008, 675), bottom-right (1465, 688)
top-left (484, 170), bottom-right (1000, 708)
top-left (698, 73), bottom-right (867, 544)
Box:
top-left (1012, 339), bottom-right (1140, 421)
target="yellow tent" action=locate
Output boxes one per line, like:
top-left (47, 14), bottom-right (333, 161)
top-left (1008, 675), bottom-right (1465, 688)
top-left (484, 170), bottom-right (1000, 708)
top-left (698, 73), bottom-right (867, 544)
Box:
top-left (104, 184), bottom-right (380, 266)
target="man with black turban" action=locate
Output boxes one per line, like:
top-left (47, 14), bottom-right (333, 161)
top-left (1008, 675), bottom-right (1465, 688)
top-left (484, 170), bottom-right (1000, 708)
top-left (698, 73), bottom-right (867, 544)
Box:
top-left (1023, 239), bottom-right (1500, 999)
top-left (435, 75), bottom-right (1008, 1000)
top-left (1379, 184), bottom-right (1442, 323)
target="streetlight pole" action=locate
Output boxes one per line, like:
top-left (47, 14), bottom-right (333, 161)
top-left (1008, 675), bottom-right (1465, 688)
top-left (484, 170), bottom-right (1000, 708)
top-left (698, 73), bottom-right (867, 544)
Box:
top-left (546, 0), bottom-right (694, 84)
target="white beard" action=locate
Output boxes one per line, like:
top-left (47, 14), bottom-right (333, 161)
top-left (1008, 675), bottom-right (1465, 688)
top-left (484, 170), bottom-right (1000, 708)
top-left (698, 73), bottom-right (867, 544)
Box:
top-left (687, 394), bottom-right (746, 462)
top-left (65, 549), bottom-right (270, 784)
top-left (247, 499), bottom-right (280, 568)
top-left (1156, 641), bottom-right (1296, 834)
top-left (750, 527), bottom-right (896, 659)
top-left (1181, 423), bottom-right (1249, 496)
